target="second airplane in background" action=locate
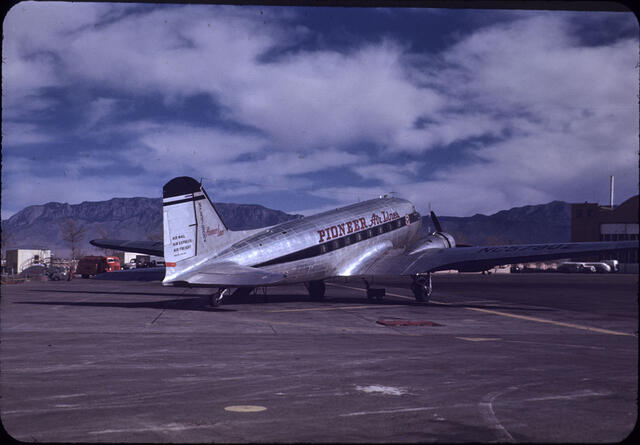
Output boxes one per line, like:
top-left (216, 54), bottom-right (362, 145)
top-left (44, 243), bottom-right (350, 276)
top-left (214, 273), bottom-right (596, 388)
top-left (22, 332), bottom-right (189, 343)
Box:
top-left (92, 176), bottom-right (636, 306)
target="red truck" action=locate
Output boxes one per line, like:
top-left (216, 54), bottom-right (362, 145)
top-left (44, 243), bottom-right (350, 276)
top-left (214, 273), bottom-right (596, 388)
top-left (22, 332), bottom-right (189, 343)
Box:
top-left (76, 256), bottom-right (121, 278)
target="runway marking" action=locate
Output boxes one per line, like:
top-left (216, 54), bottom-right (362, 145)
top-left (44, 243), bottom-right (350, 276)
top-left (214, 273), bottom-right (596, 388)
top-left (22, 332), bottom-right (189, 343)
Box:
top-left (457, 337), bottom-right (502, 342)
top-left (523, 389), bottom-right (611, 402)
top-left (355, 385), bottom-right (407, 396)
top-left (224, 405), bottom-right (267, 412)
top-left (340, 406), bottom-right (437, 417)
top-left (90, 423), bottom-right (215, 434)
top-left (479, 386), bottom-right (519, 443)
top-left (465, 307), bottom-right (636, 337)
top-left (330, 283), bottom-right (636, 337)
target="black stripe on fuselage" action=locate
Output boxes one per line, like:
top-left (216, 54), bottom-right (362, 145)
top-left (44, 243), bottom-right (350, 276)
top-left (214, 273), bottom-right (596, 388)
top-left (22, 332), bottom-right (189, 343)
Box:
top-left (253, 211), bottom-right (421, 268)
top-left (162, 195), bottom-right (206, 207)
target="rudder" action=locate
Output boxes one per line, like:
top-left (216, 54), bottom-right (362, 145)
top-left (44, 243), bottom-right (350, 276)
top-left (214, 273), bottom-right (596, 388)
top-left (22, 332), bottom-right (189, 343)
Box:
top-left (162, 176), bottom-right (230, 264)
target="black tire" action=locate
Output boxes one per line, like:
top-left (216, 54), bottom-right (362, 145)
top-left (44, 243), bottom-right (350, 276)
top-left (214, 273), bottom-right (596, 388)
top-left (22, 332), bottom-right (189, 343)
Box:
top-left (411, 283), bottom-right (425, 302)
top-left (411, 276), bottom-right (431, 303)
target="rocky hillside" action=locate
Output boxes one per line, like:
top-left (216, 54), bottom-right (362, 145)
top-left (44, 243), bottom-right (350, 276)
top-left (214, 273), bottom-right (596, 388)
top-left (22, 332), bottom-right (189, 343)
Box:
top-left (422, 201), bottom-right (571, 245)
top-left (2, 198), bottom-right (302, 257)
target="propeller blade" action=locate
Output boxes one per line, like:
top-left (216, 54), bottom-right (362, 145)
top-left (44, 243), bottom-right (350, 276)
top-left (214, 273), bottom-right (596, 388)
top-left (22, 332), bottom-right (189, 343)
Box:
top-left (430, 210), bottom-right (443, 233)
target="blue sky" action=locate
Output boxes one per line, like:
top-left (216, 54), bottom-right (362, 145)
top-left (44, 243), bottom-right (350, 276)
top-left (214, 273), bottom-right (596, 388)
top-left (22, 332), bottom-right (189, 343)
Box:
top-left (2, 2), bottom-right (638, 219)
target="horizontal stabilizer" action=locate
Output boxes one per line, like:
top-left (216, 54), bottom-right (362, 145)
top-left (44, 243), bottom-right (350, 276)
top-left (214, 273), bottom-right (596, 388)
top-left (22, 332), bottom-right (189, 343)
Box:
top-left (90, 239), bottom-right (164, 257)
top-left (168, 261), bottom-right (286, 287)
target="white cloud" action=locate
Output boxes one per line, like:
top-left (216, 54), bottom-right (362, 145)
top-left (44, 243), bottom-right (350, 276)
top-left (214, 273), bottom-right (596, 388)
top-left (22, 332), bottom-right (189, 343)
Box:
top-left (2, 5), bottom-right (637, 217)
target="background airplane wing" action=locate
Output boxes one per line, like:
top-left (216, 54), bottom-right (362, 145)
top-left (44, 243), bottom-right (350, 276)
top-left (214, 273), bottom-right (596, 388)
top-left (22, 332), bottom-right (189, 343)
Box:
top-left (90, 239), bottom-right (164, 257)
top-left (363, 240), bottom-right (637, 275)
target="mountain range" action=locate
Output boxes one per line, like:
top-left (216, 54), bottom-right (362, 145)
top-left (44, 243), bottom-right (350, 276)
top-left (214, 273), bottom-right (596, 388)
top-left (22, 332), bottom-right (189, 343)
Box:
top-left (2, 198), bottom-right (571, 258)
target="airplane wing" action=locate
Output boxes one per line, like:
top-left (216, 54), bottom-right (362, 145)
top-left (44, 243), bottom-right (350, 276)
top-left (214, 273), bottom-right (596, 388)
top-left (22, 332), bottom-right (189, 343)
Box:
top-left (90, 239), bottom-right (164, 257)
top-left (170, 261), bottom-right (287, 287)
top-left (362, 240), bottom-right (637, 275)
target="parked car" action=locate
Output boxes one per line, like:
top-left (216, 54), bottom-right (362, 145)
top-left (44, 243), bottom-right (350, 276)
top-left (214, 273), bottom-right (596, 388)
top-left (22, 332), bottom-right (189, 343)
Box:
top-left (76, 256), bottom-right (109, 278)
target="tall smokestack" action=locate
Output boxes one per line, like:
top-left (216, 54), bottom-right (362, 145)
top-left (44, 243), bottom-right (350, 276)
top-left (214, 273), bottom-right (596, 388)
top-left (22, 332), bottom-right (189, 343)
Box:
top-left (609, 175), bottom-right (614, 208)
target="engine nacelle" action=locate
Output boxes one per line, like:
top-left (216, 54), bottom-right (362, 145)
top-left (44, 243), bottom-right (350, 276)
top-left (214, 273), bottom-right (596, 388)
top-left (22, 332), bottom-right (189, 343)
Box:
top-left (408, 232), bottom-right (456, 255)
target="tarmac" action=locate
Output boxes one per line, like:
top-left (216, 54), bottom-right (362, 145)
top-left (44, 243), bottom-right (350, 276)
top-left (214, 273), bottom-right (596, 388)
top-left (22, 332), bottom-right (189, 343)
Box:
top-left (1, 273), bottom-right (637, 443)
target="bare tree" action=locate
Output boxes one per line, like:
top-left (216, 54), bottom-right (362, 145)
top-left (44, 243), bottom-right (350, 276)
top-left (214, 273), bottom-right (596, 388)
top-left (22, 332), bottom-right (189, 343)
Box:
top-left (60, 219), bottom-right (87, 260)
top-left (95, 225), bottom-right (117, 256)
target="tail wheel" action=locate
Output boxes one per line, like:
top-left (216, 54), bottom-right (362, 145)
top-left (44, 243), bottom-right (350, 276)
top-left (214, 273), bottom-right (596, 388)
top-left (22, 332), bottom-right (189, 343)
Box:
top-left (306, 280), bottom-right (325, 300)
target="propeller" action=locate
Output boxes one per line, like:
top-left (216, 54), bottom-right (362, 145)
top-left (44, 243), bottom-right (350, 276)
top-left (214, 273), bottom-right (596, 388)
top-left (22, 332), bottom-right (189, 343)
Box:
top-left (430, 210), bottom-right (472, 247)
top-left (430, 210), bottom-right (443, 233)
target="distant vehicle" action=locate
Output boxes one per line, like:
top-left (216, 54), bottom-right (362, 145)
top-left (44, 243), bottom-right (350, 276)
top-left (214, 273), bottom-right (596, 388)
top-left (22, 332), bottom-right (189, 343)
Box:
top-left (46, 266), bottom-right (70, 281)
top-left (557, 262), bottom-right (597, 273)
top-left (77, 256), bottom-right (120, 278)
top-left (19, 264), bottom-right (47, 278)
top-left (150, 260), bottom-right (166, 267)
top-left (105, 256), bottom-right (121, 271)
top-left (582, 262), bottom-right (612, 273)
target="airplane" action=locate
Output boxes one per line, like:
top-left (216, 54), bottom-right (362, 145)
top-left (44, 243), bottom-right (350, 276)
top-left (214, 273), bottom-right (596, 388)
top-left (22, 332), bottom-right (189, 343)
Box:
top-left (91, 176), bottom-right (637, 306)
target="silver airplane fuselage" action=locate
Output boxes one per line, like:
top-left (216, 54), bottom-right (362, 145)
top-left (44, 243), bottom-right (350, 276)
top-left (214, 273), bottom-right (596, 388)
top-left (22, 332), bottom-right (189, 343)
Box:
top-left (190, 197), bottom-right (421, 284)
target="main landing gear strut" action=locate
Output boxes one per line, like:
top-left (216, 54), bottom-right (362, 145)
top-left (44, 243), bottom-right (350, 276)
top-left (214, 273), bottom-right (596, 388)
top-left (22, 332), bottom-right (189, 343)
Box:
top-left (411, 273), bottom-right (432, 303)
top-left (210, 288), bottom-right (230, 307)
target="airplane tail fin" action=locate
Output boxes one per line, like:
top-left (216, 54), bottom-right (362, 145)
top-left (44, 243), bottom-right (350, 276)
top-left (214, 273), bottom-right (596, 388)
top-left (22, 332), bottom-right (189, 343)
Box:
top-left (162, 176), bottom-right (231, 266)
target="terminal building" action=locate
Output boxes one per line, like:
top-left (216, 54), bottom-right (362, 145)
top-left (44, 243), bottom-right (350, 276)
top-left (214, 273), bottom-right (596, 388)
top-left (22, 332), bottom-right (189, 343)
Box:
top-left (571, 194), bottom-right (638, 272)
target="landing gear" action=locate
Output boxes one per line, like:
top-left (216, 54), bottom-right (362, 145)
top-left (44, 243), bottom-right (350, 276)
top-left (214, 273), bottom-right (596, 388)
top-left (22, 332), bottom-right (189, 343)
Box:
top-left (210, 287), bottom-right (230, 307)
top-left (364, 279), bottom-right (385, 301)
top-left (305, 280), bottom-right (325, 300)
top-left (411, 273), bottom-right (432, 303)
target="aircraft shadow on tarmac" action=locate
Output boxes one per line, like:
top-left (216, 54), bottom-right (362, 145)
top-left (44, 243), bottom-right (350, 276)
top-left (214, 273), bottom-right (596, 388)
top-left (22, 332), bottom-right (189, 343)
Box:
top-left (21, 288), bottom-right (553, 312)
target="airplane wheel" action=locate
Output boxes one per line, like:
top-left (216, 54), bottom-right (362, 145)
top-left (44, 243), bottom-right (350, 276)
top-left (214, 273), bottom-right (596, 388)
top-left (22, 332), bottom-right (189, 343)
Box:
top-left (210, 288), bottom-right (229, 307)
top-left (306, 280), bottom-right (325, 300)
top-left (411, 275), bottom-right (432, 303)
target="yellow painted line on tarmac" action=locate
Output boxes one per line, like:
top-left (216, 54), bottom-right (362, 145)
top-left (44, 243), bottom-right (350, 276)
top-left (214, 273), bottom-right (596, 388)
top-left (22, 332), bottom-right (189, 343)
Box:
top-left (329, 283), bottom-right (415, 301)
top-left (463, 307), bottom-right (636, 337)
top-left (329, 283), bottom-right (636, 337)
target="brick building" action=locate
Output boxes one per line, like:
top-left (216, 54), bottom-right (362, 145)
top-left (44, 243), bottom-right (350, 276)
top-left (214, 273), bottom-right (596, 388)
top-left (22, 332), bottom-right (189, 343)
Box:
top-left (571, 195), bottom-right (638, 267)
